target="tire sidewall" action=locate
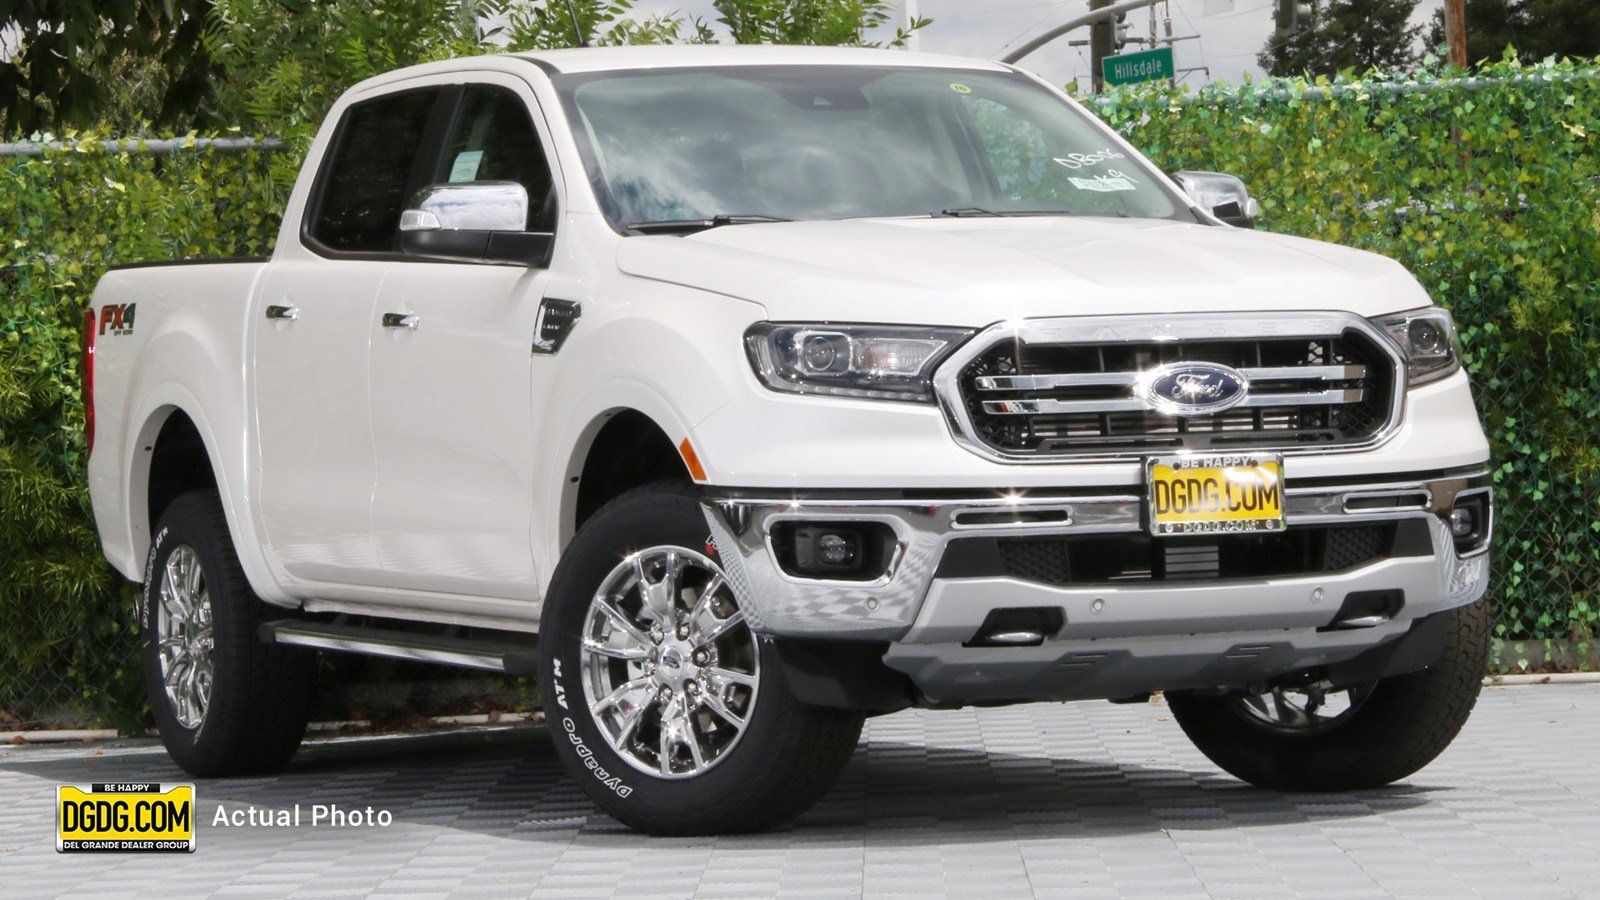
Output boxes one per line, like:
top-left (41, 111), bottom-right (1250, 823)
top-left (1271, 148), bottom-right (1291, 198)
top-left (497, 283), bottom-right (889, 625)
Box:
top-left (538, 489), bottom-right (798, 824)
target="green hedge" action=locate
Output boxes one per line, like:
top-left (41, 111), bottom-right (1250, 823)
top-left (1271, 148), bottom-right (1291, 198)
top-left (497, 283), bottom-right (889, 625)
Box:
top-left (1094, 56), bottom-right (1600, 666)
top-left (0, 138), bottom-right (283, 729)
top-left (1, 57), bottom-right (1596, 727)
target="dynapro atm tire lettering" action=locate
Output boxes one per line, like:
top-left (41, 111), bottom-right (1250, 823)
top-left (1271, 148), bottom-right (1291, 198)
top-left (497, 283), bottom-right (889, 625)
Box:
top-left (553, 659), bottom-right (632, 798)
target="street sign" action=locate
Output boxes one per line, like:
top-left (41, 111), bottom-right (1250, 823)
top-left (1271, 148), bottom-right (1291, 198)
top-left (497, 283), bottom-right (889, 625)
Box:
top-left (1101, 46), bottom-right (1175, 86)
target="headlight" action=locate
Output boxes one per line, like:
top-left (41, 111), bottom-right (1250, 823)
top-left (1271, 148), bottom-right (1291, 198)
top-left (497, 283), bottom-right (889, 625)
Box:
top-left (744, 323), bottom-right (973, 402)
top-left (1374, 308), bottom-right (1462, 385)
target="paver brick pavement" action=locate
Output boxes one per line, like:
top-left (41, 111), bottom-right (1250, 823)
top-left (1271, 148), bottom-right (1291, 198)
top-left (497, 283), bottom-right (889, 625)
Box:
top-left (2, 684), bottom-right (1597, 898)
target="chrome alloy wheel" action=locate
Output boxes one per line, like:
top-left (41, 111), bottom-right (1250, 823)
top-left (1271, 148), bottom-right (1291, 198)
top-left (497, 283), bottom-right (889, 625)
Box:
top-left (1231, 680), bottom-right (1375, 736)
top-left (156, 545), bottom-right (215, 730)
top-left (580, 546), bottom-right (760, 779)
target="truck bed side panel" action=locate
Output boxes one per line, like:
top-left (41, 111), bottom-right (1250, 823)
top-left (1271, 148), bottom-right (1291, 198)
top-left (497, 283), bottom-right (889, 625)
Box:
top-left (87, 262), bottom-right (285, 604)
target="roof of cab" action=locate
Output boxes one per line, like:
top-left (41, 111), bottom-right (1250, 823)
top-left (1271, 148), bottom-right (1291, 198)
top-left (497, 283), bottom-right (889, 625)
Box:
top-left (343, 45), bottom-right (1012, 97)
top-left (513, 44), bottom-right (1012, 75)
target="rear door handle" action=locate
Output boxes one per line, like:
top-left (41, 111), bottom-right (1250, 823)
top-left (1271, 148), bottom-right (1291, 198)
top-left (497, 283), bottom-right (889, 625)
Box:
top-left (382, 313), bottom-right (419, 330)
top-left (265, 305), bottom-right (299, 321)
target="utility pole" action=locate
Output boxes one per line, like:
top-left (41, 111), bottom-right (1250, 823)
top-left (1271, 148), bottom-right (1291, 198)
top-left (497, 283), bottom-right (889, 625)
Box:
top-left (1443, 0), bottom-right (1467, 68)
top-left (1273, 0), bottom-right (1311, 38)
top-left (904, 0), bottom-right (921, 52)
top-left (1090, 0), bottom-right (1114, 92)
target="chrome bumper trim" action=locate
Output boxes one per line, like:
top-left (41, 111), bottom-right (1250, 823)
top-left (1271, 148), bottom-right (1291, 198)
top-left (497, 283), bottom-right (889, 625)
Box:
top-left (701, 468), bottom-right (1492, 641)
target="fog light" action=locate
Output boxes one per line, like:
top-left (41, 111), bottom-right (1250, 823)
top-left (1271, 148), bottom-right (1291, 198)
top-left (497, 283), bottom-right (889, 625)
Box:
top-left (1444, 493), bottom-right (1490, 554)
top-left (774, 522), bottom-right (895, 581)
top-left (816, 532), bottom-right (858, 567)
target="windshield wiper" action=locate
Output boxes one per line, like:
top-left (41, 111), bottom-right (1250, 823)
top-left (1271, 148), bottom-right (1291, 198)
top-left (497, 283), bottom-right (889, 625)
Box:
top-left (627, 214), bottom-right (793, 235)
top-left (932, 207), bottom-right (1089, 218)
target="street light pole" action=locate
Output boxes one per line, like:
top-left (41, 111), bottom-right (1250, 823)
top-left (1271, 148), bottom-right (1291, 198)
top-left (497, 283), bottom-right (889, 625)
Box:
top-left (1000, 0), bottom-right (1166, 65)
top-left (1090, 0), bottom-right (1113, 92)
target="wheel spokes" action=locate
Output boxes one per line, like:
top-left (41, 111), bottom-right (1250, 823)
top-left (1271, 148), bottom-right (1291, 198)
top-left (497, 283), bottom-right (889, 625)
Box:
top-left (1269, 689), bottom-right (1315, 729)
top-left (157, 545), bottom-right (214, 730)
top-left (681, 721), bottom-right (707, 770)
top-left (687, 574), bottom-right (724, 626)
top-left (590, 677), bottom-right (654, 718)
top-left (593, 594), bottom-right (650, 644)
top-left (698, 688), bottom-right (747, 729)
top-left (1234, 679), bottom-right (1372, 736)
top-left (657, 719), bottom-right (676, 776)
top-left (704, 666), bottom-right (756, 690)
top-left (696, 609), bottom-right (745, 647)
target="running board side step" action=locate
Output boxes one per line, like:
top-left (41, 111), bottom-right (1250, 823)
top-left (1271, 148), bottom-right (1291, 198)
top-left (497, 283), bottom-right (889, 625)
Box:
top-left (260, 619), bottom-right (539, 676)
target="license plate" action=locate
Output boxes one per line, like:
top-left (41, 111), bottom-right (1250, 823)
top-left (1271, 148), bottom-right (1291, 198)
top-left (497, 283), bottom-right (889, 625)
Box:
top-left (1146, 453), bottom-right (1286, 536)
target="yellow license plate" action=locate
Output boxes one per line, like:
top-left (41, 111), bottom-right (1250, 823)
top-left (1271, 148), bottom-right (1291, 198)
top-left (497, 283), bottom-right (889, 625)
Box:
top-left (1147, 454), bottom-right (1285, 536)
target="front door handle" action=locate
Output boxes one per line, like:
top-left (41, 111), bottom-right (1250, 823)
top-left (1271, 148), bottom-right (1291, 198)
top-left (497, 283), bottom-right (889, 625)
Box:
top-left (382, 313), bottom-right (419, 330)
top-left (265, 305), bottom-right (299, 321)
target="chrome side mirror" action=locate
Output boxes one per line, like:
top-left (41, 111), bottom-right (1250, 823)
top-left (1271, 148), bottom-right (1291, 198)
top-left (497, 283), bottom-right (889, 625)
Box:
top-left (398, 181), bottom-right (552, 266)
top-left (1173, 171), bottom-right (1260, 229)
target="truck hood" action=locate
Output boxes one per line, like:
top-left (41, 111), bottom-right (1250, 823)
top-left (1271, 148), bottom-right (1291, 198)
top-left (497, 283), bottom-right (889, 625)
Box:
top-left (614, 216), bottom-right (1431, 325)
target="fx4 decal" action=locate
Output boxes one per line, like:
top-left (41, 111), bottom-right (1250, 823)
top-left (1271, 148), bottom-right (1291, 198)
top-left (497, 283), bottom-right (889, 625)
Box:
top-left (99, 303), bottom-right (137, 336)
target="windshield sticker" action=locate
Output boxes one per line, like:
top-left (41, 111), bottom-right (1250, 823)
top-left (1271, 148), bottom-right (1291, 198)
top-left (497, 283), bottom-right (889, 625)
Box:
top-left (448, 150), bottom-right (484, 183)
top-left (1052, 148), bottom-right (1127, 170)
top-left (949, 83), bottom-right (972, 94)
top-left (1069, 172), bottom-right (1139, 193)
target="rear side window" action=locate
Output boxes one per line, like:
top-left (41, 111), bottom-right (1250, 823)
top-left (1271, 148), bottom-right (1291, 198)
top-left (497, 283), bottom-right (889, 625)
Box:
top-left (437, 87), bottom-right (556, 232)
top-left (310, 90), bottom-right (439, 253)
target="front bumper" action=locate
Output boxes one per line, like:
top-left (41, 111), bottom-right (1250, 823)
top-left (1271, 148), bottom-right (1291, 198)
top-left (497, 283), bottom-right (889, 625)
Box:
top-left (702, 467), bottom-right (1492, 703)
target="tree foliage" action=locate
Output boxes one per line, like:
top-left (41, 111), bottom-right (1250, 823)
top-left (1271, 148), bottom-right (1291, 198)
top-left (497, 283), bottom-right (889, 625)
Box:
top-left (2, 0), bottom-right (926, 139)
top-left (202, 0), bottom-right (491, 137)
top-left (711, 0), bottom-right (924, 47)
top-left (0, 0), bottom-right (217, 134)
top-left (1424, 0), bottom-right (1600, 66)
top-left (1258, 0), bottom-right (1423, 77)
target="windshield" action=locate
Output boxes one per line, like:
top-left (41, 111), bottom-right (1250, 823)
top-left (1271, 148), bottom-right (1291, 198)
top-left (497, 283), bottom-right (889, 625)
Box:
top-left (554, 65), bottom-right (1194, 230)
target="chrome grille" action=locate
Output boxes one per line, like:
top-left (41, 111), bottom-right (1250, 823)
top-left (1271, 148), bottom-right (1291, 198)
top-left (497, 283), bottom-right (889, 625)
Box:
top-left (936, 314), bottom-right (1403, 460)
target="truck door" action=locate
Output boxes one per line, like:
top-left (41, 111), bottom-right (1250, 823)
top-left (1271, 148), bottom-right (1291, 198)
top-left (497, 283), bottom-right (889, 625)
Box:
top-left (252, 87), bottom-right (447, 589)
top-left (364, 80), bottom-right (556, 605)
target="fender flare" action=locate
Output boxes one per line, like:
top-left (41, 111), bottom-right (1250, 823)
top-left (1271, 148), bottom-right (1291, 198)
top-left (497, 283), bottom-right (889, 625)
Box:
top-left (535, 379), bottom-right (700, 594)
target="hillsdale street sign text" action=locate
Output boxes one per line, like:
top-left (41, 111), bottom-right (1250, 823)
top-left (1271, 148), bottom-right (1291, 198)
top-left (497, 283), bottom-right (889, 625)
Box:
top-left (1102, 46), bottom-right (1175, 86)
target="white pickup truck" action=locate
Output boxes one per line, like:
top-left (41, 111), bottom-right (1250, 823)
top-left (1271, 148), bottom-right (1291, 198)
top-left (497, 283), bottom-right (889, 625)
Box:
top-left (86, 46), bottom-right (1494, 835)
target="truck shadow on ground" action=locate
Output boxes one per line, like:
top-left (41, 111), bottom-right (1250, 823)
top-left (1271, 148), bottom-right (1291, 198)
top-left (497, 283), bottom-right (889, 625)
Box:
top-left (1, 722), bottom-right (1435, 844)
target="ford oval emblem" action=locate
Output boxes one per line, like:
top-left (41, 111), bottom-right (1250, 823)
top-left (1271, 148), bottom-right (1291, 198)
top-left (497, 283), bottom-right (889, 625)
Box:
top-left (1141, 362), bottom-right (1249, 416)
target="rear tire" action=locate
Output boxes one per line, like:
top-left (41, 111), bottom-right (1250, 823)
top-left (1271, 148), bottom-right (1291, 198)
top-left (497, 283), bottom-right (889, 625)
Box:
top-left (1168, 598), bottom-right (1490, 791)
top-left (538, 481), bottom-right (864, 835)
top-left (142, 491), bottom-right (313, 777)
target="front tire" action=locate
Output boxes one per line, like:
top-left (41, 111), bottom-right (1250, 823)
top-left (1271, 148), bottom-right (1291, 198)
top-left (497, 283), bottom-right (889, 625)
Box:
top-left (1168, 598), bottom-right (1490, 792)
top-left (538, 482), bottom-right (863, 835)
top-left (142, 491), bottom-right (313, 777)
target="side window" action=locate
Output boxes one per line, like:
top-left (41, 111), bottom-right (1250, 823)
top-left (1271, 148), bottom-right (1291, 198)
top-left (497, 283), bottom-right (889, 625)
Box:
top-left (309, 90), bottom-right (439, 253)
top-left (438, 87), bottom-right (556, 232)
